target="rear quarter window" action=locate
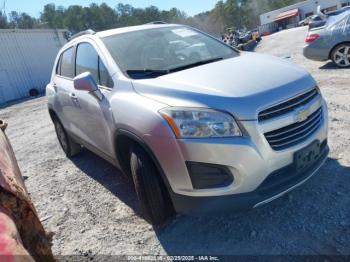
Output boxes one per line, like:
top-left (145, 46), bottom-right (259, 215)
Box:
top-left (60, 47), bottom-right (74, 78)
top-left (56, 55), bottom-right (62, 75)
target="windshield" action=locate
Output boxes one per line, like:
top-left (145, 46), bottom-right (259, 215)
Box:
top-left (102, 26), bottom-right (239, 79)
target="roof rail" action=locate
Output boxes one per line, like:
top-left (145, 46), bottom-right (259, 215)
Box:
top-left (69, 29), bottom-right (95, 41)
top-left (146, 21), bottom-right (167, 25)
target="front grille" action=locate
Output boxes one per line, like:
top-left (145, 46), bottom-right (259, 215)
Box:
top-left (258, 140), bottom-right (328, 194)
top-left (264, 107), bottom-right (323, 150)
top-left (258, 88), bottom-right (319, 122)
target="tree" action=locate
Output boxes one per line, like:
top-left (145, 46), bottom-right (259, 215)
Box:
top-left (267, 0), bottom-right (301, 10)
top-left (8, 11), bottom-right (20, 28)
top-left (18, 13), bottom-right (36, 29)
top-left (2, 0), bottom-right (306, 36)
top-left (41, 4), bottom-right (57, 28)
top-left (63, 5), bottom-right (85, 32)
top-left (0, 13), bottom-right (8, 28)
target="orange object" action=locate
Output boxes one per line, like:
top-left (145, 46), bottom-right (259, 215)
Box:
top-left (161, 114), bottom-right (181, 138)
top-left (0, 120), bottom-right (54, 262)
top-left (275, 8), bottom-right (299, 21)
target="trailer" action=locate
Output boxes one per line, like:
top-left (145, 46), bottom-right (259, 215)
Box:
top-left (0, 29), bottom-right (68, 105)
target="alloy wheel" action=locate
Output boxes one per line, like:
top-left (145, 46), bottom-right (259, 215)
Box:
top-left (332, 44), bottom-right (350, 68)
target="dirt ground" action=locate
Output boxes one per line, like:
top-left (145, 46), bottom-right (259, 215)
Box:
top-left (0, 26), bottom-right (349, 258)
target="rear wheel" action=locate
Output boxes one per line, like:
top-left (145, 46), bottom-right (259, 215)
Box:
top-left (331, 43), bottom-right (350, 68)
top-left (53, 118), bottom-right (81, 158)
top-left (130, 145), bottom-right (173, 226)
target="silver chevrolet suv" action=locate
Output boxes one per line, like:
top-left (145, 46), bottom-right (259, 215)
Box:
top-left (47, 24), bottom-right (329, 225)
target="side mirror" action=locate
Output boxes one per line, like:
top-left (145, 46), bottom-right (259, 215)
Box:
top-left (74, 72), bottom-right (98, 92)
top-left (73, 72), bottom-right (103, 101)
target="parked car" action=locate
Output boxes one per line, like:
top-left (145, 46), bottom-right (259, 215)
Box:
top-left (304, 11), bottom-right (350, 67)
top-left (308, 15), bottom-right (327, 29)
top-left (299, 15), bottom-right (314, 26)
top-left (326, 5), bottom-right (350, 16)
top-left (309, 6), bottom-right (350, 29)
top-left (47, 24), bottom-right (329, 225)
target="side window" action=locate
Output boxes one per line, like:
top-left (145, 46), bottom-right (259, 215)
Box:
top-left (75, 43), bottom-right (99, 83)
top-left (60, 47), bottom-right (74, 78)
top-left (98, 58), bottom-right (114, 88)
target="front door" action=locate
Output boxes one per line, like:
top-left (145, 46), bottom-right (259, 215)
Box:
top-left (69, 42), bottom-right (116, 158)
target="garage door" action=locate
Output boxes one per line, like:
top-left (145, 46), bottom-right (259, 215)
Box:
top-left (0, 70), bottom-right (17, 104)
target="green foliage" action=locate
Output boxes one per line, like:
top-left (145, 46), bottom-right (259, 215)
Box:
top-left (36, 3), bottom-right (187, 33)
top-left (190, 0), bottom-right (303, 34)
top-left (0, 0), bottom-right (304, 34)
top-left (6, 11), bottom-right (37, 29)
top-left (0, 13), bottom-right (7, 29)
top-left (268, 0), bottom-right (302, 10)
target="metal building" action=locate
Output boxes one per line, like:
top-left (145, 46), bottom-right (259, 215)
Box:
top-left (0, 29), bottom-right (68, 104)
top-left (260, 0), bottom-right (350, 31)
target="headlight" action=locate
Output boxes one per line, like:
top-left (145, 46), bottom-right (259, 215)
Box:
top-left (159, 108), bottom-right (242, 138)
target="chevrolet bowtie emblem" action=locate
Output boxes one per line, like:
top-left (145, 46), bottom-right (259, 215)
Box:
top-left (295, 107), bottom-right (310, 123)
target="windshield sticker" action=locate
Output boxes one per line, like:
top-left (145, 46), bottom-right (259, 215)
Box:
top-left (172, 28), bottom-right (198, 38)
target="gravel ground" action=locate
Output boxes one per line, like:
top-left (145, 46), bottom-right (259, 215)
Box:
top-left (0, 26), bottom-right (349, 258)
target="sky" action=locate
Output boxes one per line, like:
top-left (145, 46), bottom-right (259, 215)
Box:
top-left (3, 0), bottom-right (219, 17)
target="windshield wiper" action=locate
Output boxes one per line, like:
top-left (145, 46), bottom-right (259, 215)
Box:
top-left (168, 57), bottom-right (224, 73)
top-left (126, 69), bottom-right (170, 79)
top-left (126, 57), bottom-right (224, 79)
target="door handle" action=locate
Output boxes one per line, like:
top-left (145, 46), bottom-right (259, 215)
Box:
top-left (69, 93), bottom-right (80, 108)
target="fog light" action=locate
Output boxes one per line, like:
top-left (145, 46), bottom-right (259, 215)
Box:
top-left (186, 162), bottom-right (234, 189)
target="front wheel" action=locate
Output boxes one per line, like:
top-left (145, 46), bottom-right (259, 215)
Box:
top-left (53, 118), bottom-right (81, 158)
top-left (331, 43), bottom-right (350, 68)
top-left (130, 145), bottom-right (173, 226)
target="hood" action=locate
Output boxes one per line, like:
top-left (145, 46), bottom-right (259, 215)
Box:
top-left (132, 52), bottom-right (317, 120)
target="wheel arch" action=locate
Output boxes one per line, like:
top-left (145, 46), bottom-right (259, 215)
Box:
top-left (114, 129), bottom-right (173, 194)
top-left (329, 41), bottom-right (350, 59)
top-left (48, 108), bottom-right (57, 121)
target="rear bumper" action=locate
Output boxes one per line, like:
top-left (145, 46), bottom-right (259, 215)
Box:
top-left (171, 142), bottom-right (329, 214)
top-left (303, 44), bottom-right (330, 61)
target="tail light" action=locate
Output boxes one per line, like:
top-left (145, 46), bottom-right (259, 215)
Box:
top-left (305, 34), bottom-right (320, 43)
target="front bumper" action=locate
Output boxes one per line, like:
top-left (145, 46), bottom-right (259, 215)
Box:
top-left (143, 99), bottom-right (328, 212)
top-left (170, 141), bottom-right (328, 213)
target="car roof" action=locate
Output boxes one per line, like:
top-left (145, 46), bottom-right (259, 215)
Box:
top-left (326, 10), bottom-right (350, 26)
top-left (60, 23), bottom-right (188, 51)
top-left (96, 23), bottom-right (181, 38)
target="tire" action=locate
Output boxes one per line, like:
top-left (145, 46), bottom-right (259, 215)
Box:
top-left (53, 118), bottom-right (81, 158)
top-left (331, 43), bottom-right (350, 68)
top-left (130, 145), bottom-right (172, 226)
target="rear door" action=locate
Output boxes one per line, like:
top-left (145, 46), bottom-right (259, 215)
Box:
top-left (52, 47), bottom-right (78, 132)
